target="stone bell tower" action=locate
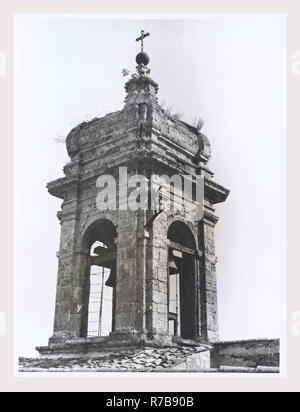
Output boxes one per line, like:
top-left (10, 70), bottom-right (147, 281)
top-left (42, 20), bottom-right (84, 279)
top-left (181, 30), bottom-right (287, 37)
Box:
top-left (37, 31), bottom-right (229, 358)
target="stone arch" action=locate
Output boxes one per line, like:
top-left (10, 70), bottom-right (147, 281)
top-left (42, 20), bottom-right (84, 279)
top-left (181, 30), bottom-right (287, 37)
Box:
top-left (79, 211), bottom-right (119, 250)
top-left (81, 218), bottom-right (117, 251)
top-left (167, 221), bottom-right (198, 340)
top-left (168, 220), bottom-right (197, 250)
top-left (167, 216), bottom-right (199, 250)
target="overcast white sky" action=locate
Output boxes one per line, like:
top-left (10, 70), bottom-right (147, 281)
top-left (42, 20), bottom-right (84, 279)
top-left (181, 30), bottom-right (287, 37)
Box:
top-left (14, 14), bottom-right (286, 357)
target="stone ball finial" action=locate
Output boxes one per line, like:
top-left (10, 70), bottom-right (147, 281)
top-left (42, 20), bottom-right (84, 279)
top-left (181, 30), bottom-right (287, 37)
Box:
top-left (136, 52), bottom-right (150, 66)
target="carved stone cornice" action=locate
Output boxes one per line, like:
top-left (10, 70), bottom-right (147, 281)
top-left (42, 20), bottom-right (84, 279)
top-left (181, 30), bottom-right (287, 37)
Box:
top-left (47, 175), bottom-right (79, 200)
top-left (204, 178), bottom-right (230, 205)
top-left (203, 209), bottom-right (219, 226)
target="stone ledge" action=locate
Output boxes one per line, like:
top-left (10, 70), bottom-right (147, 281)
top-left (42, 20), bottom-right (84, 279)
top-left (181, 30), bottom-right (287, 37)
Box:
top-left (19, 338), bottom-right (280, 373)
top-left (211, 338), bottom-right (280, 369)
top-left (20, 344), bottom-right (211, 373)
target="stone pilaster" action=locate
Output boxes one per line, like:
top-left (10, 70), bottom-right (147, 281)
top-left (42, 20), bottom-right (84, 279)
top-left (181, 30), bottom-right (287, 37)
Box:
top-left (49, 185), bottom-right (81, 344)
top-left (145, 211), bottom-right (169, 337)
top-left (198, 206), bottom-right (219, 343)
top-left (114, 210), bottom-right (142, 334)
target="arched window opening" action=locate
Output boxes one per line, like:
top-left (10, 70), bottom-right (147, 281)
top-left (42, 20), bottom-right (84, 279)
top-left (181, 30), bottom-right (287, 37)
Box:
top-left (87, 242), bottom-right (114, 337)
top-left (81, 219), bottom-right (117, 338)
top-left (167, 222), bottom-right (197, 340)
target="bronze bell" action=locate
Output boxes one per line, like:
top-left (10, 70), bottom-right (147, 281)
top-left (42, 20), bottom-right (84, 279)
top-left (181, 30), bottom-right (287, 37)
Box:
top-left (168, 256), bottom-right (179, 275)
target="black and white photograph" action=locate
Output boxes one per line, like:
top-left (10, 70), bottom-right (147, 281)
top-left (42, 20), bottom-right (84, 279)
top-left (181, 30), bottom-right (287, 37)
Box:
top-left (14, 14), bottom-right (286, 375)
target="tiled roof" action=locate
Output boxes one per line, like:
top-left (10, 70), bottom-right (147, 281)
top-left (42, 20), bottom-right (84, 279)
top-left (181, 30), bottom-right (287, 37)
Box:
top-left (19, 346), bottom-right (207, 372)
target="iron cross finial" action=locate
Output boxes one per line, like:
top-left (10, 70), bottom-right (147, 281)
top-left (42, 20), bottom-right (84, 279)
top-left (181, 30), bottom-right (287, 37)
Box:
top-left (136, 30), bottom-right (150, 52)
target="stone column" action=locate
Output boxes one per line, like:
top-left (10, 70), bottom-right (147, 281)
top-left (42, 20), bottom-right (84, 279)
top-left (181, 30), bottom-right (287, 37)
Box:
top-left (114, 210), bottom-right (144, 334)
top-left (198, 208), bottom-right (219, 343)
top-left (73, 251), bottom-right (91, 338)
top-left (49, 185), bottom-right (82, 344)
top-left (145, 211), bottom-right (169, 337)
top-left (113, 169), bottom-right (151, 337)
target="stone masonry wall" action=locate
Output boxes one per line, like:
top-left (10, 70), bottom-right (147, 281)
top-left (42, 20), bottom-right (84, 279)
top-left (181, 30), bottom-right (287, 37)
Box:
top-left (211, 339), bottom-right (280, 368)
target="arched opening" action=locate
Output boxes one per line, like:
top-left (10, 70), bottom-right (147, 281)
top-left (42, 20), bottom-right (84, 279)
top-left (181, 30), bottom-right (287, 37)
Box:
top-left (167, 221), bottom-right (197, 340)
top-left (81, 219), bottom-right (117, 338)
